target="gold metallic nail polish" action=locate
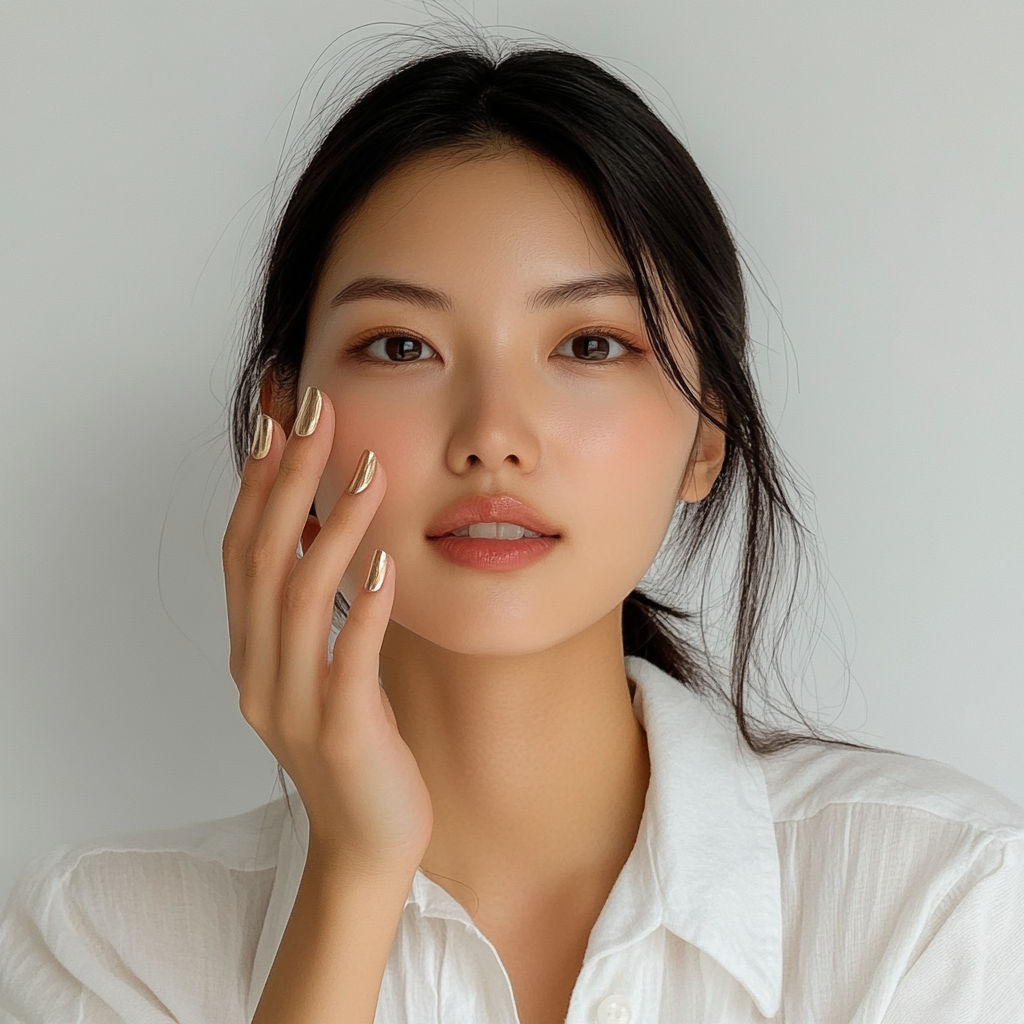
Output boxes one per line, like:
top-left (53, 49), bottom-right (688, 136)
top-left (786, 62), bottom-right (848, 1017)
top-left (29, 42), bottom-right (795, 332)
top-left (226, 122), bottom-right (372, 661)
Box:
top-left (250, 414), bottom-right (273, 460)
top-left (347, 450), bottom-right (377, 494)
top-left (364, 549), bottom-right (387, 592)
top-left (294, 386), bottom-right (322, 437)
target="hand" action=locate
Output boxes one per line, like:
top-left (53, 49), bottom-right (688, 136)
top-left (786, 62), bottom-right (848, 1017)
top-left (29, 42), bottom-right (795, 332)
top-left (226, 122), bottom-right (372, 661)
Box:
top-left (222, 387), bottom-right (433, 875)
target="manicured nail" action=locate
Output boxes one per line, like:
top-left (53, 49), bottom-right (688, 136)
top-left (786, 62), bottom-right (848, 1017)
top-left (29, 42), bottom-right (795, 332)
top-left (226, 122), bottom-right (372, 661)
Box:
top-left (347, 450), bottom-right (377, 494)
top-left (250, 414), bottom-right (273, 460)
top-left (364, 549), bottom-right (388, 592)
top-left (294, 386), bottom-right (322, 437)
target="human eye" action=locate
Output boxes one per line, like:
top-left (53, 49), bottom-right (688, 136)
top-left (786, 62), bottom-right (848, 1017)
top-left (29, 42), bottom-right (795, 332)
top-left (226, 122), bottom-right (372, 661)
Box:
top-left (349, 330), bottom-right (438, 363)
top-left (552, 330), bottom-right (644, 363)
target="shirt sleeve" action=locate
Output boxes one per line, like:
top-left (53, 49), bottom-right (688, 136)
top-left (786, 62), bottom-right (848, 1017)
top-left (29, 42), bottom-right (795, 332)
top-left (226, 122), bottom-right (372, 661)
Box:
top-left (0, 844), bottom-right (268, 1024)
top-left (882, 834), bottom-right (1024, 1024)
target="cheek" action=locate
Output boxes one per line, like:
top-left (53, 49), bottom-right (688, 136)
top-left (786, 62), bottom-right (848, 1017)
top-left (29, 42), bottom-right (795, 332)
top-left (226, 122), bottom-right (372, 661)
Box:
top-left (558, 388), bottom-right (695, 540)
top-left (326, 393), bottom-right (431, 489)
top-left (314, 388), bottom-right (435, 577)
top-left (536, 385), bottom-right (696, 629)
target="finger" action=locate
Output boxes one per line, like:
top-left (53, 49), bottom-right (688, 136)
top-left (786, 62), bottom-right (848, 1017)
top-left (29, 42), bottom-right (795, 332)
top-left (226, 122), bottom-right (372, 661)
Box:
top-left (277, 451), bottom-right (387, 729)
top-left (243, 387), bottom-right (335, 718)
top-left (222, 414), bottom-right (284, 676)
top-left (322, 546), bottom-right (397, 737)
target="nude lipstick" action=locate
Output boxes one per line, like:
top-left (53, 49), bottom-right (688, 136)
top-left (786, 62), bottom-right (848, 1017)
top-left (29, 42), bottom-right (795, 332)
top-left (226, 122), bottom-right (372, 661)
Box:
top-left (425, 494), bottom-right (561, 571)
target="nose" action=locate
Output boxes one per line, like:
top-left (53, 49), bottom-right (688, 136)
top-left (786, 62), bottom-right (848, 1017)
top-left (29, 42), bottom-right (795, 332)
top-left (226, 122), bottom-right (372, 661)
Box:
top-left (443, 362), bottom-right (542, 477)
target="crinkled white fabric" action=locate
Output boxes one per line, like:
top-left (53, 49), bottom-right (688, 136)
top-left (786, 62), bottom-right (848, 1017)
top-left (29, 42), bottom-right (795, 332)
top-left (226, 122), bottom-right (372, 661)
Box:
top-left (2, 655), bottom-right (1023, 1023)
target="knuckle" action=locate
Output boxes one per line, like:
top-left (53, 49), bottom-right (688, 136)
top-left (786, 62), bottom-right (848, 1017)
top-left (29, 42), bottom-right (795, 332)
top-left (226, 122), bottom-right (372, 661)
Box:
top-left (222, 532), bottom-right (244, 569)
top-left (314, 729), bottom-right (348, 767)
top-left (244, 540), bottom-right (273, 581)
top-left (281, 573), bottom-right (317, 614)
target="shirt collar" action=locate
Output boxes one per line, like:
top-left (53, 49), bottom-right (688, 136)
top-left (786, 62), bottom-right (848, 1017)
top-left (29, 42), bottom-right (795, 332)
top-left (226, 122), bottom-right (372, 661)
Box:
top-left (247, 655), bottom-right (782, 1020)
top-left (620, 654), bottom-right (783, 1017)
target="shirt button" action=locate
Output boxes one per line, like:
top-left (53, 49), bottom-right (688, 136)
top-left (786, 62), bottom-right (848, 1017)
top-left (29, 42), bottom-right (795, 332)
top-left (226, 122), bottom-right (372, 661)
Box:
top-left (596, 994), bottom-right (632, 1024)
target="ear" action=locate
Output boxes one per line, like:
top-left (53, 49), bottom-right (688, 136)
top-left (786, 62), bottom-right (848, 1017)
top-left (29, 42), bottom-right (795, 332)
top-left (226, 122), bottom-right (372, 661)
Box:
top-left (679, 397), bottom-right (727, 503)
top-left (259, 364), bottom-right (297, 435)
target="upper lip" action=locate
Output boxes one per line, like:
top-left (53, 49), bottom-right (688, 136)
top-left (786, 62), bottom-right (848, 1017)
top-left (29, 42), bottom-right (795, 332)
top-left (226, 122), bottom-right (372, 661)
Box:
top-left (425, 494), bottom-right (561, 538)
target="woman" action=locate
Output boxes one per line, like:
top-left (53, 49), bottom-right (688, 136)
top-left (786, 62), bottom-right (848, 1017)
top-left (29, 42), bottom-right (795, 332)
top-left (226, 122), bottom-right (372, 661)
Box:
top-left (1, 40), bottom-right (1022, 1024)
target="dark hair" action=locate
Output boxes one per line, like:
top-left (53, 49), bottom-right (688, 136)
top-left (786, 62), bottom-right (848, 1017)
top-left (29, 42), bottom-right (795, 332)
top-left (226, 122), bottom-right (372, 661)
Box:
top-left (230, 39), bottom-right (840, 753)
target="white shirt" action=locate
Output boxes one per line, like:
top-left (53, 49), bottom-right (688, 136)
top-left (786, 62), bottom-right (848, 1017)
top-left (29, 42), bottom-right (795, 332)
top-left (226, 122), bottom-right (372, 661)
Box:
top-left (2, 654), bottom-right (1023, 1023)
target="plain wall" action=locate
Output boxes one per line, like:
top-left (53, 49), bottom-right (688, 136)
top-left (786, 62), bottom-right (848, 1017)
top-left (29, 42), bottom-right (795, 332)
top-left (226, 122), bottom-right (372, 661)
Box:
top-left (2, 0), bottom-right (1022, 903)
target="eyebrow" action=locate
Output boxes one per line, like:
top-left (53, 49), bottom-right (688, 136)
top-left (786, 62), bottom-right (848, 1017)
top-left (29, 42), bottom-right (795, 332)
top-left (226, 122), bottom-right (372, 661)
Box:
top-left (329, 276), bottom-right (452, 312)
top-left (328, 271), bottom-right (638, 313)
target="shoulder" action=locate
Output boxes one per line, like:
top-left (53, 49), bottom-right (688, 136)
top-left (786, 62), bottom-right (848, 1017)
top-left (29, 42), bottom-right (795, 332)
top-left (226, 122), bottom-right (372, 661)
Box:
top-left (8, 796), bottom-right (288, 906)
top-left (759, 739), bottom-right (1024, 909)
top-left (5, 796), bottom-right (289, 933)
top-left (0, 799), bottom-right (289, 1023)
top-left (759, 742), bottom-right (1024, 1014)
top-left (760, 738), bottom-right (1024, 839)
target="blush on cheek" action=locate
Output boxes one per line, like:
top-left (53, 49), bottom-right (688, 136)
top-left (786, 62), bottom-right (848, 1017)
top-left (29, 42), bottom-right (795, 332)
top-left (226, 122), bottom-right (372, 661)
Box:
top-left (321, 397), bottom-right (431, 551)
top-left (579, 398), bottom-right (690, 486)
top-left (333, 391), bottom-right (430, 468)
top-left (317, 398), bottom-right (404, 511)
top-left (580, 406), bottom-right (692, 543)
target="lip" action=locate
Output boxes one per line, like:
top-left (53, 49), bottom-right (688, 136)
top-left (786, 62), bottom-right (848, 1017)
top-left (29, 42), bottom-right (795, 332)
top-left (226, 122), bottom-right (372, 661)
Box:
top-left (424, 494), bottom-right (561, 539)
top-left (425, 493), bottom-right (562, 573)
top-left (428, 534), bottom-right (559, 571)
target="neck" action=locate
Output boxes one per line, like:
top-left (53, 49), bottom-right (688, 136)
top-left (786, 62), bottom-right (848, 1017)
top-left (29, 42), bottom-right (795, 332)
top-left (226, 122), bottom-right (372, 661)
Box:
top-left (378, 606), bottom-right (650, 909)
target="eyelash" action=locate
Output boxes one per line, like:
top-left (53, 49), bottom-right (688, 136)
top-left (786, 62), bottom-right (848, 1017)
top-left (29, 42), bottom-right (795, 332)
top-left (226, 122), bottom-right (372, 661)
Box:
top-left (347, 328), bottom-right (645, 365)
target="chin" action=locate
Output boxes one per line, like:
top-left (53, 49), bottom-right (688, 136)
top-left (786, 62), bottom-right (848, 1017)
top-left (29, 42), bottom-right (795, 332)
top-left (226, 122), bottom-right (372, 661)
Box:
top-left (392, 606), bottom-right (581, 658)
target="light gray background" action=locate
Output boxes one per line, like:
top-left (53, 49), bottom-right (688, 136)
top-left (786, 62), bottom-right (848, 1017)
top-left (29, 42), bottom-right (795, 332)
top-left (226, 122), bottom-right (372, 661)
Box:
top-left (2, 0), bottom-right (1022, 903)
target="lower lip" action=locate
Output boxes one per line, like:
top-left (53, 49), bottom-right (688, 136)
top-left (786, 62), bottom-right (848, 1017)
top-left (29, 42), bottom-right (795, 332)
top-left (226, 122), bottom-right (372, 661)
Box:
top-left (427, 535), bottom-right (560, 570)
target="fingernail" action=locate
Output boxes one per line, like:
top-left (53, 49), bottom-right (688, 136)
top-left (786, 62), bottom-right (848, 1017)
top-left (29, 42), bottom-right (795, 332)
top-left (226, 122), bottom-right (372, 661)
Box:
top-left (250, 414), bottom-right (273, 460)
top-left (347, 450), bottom-right (377, 494)
top-left (364, 549), bottom-right (388, 592)
top-left (294, 386), bottom-right (322, 437)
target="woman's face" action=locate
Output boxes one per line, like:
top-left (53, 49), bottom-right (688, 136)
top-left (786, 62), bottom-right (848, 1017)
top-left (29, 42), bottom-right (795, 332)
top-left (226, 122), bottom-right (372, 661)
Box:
top-left (298, 146), bottom-right (713, 656)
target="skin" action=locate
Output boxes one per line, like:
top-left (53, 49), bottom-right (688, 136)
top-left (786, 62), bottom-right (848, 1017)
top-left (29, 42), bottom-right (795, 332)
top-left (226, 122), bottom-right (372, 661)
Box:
top-left (229, 145), bottom-right (726, 1024)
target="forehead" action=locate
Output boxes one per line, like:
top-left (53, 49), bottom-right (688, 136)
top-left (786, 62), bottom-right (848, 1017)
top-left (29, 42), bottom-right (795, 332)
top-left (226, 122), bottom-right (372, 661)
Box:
top-left (315, 146), bottom-right (627, 299)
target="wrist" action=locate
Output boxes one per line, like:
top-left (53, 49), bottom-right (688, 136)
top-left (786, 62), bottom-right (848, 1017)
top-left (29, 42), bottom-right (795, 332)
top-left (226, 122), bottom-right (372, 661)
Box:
top-left (303, 837), bottom-right (423, 891)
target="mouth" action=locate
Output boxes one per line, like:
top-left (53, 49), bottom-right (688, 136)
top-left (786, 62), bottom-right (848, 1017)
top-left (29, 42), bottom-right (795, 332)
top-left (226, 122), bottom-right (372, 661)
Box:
top-left (424, 493), bottom-right (561, 540)
top-left (447, 522), bottom-right (546, 540)
top-left (425, 494), bottom-right (561, 571)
